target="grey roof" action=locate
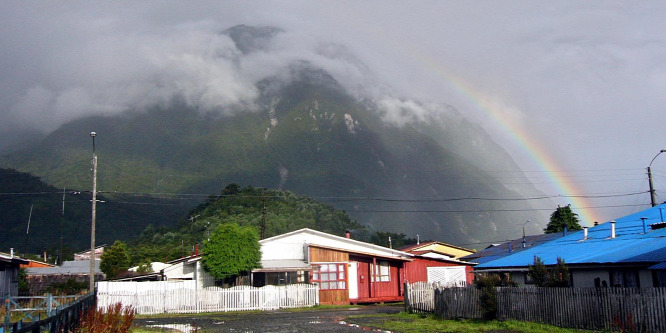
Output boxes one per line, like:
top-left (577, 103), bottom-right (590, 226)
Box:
top-left (26, 260), bottom-right (102, 275)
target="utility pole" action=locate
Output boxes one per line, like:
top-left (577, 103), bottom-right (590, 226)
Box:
top-left (24, 204), bottom-right (33, 256)
top-left (648, 149), bottom-right (666, 207)
top-left (89, 132), bottom-right (98, 294)
top-left (260, 189), bottom-right (267, 239)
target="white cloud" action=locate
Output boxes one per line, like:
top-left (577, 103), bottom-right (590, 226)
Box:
top-left (2, 1), bottom-right (666, 221)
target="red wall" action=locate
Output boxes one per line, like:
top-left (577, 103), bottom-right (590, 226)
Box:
top-left (404, 257), bottom-right (474, 285)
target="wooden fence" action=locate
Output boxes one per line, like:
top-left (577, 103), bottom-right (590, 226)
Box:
top-left (404, 283), bottom-right (666, 332)
top-left (4, 293), bottom-right (96, 333)
top-left (97, 282), bottom-right (319, 314)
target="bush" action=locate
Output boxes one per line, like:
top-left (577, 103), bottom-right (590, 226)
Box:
top-left (475, 274), bottom-right (500, 320)
top-left (75, 302), bottom-right (135, 333)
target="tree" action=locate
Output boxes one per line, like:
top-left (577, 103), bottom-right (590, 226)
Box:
top-left (544, 204), bottom-right (582, 234)
top-left (527, 255), bottom-right (548, 287)
top-left (547, 257), bottom-right (570, 287)
top-left (200, 223), bottom-right (261, 281)
top-left (100, 240), bottom-right (131, 280)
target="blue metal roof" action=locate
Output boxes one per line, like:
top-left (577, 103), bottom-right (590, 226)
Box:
top-left (649, 262), bottom-right (666, 270)
top-left (476, 204), bottom-right (666, 269)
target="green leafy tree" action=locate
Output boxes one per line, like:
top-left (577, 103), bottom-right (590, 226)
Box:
top-left (547, 257), bottom-right (570, 287)
top-left (527, 255), bottom-right (548, 287)
top-left (18, 268), bottom-right (29, 294)
top-left (100, 240), bottom-right (131, 280)
top-left (201, 223), bottom-right (261, 280)
top-left (544, 204), bottom-right (582, 234)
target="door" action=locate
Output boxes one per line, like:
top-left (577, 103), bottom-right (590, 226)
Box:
top-left (356, 261), bottom-right (370, 298)
top-left (348, 261), bottom-right (358, 299)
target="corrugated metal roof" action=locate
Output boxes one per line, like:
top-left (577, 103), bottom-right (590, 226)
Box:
top-left (649, 262), bottom-right (666, 270)
top-left (476, 204), bottom-right (666, 269)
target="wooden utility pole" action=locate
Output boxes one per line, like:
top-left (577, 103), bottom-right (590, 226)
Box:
top-left (89, 132), bottom-right (98, 294)
top-left (260, 189), bottom-right (267, 239)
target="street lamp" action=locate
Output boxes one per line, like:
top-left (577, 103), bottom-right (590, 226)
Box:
top-left (647, 149), bottom-right (666, 207)
top-left (517, 220), bottom-right (531, 248)
top-left (89, 131), bottom-right (98, 294)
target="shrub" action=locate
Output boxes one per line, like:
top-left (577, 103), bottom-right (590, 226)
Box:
top-left (75, 302), bottom-right (135, 333)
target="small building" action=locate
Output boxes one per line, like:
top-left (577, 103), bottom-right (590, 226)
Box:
top-left (401, 241), bottom-right (475, 259)
top-left (25, 260), bottom-right (104, 294)
top-left (73, 245), bottom-right (105, 261)
top-left (256, 228), bottom-right (413, 304)
top-left (400, 242), bottom-right (476, 286)
top-left (1, 250), bottom-right (29, 296)
top-left (474, 204), bottom-right (666, 288)
top-left (161, 255), bottom-right (215, 288)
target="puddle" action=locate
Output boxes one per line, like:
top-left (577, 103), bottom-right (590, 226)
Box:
top-left (338, 320), bottom-right (393, 332)
top-left (146, 323), bottom-right (200, 333)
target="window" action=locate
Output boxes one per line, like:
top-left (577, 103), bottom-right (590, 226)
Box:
top-left (311, 263), bottom-right (346, 290)
top-left (610, 269), bottom-right (639, 287)
top-left (372, 261), bottom-right (390, 282)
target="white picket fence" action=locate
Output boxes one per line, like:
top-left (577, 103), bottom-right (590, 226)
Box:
top-left (97, 281), bottom-right (319, 314)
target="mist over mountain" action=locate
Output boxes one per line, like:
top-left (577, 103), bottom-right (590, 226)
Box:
top-left (0, 25), bottom-right (550, 248)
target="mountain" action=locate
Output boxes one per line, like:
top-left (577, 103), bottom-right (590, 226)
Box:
top-left (129, 185), bottom-right (371, 264)
top-left (0, 25), bottom-right (549, 249)
top-left (0, 168), bottom-right (185, 256)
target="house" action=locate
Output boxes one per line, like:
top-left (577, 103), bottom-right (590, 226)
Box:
top-left (21, 259), bottom-right (56, 269)
top-left (474, 204), bottom-right (666, 288)
top-left (255, 228), bottom-right (413, 304)
top-left (400, 242), bottom-right (476, 286)
top-left (25, 260), bottom-right (104, 294)
top-left (73, 245), bottom-right (105, 261)
top-left (401, 241), bottom-right (475, 259)
top-left (1, 250), bottom-right (29, 296)
top-left (160, 255), bottom-right (215, 288)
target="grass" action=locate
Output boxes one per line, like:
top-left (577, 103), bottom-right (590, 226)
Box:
top-left (347, 312), bottom-right (605, 333)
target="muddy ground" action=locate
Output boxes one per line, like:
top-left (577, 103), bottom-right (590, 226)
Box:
top-left (134, 304), bottom-right (404, 332)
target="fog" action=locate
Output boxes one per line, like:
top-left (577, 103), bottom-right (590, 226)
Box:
top-left (2, 1), bottom-right (666, 223)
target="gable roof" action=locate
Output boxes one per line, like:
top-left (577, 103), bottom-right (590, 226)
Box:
top-left (476, 204), bottom-right (666, 269)
top-left (260, 228), bottom-right (413, 260)
top-left (460, 233), bottom-right (563, 265)
top-left (400, 241), bottom-right (475, 259)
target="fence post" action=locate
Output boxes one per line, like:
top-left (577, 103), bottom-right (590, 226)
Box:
top-left (3, 295), bottom-right (9, 332)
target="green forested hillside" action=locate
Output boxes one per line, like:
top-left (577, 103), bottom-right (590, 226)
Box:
top-left (128, 184), bottom-right (371, 265)
top-left (0, 168), bottom-right (186, 257)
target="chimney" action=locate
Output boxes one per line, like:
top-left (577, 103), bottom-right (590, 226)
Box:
top-left (195, 243), bottom-right (199, 256)
top-left (563, 226), bottom-right (568, 236)
top-left (10, 248), bottom-right (14, 258)
top-left (508, 243), bottom-right (513, 252)
top-left (583, 227), bottom-right (588, 240)
top-left (594, 221), bottom-right (599, 226)
top-left (610, 221), bottom-right (616, 238)
top-left (641, 217), bottom-right (648, 234)
top-left (345, 230), bottom-right (351, 239)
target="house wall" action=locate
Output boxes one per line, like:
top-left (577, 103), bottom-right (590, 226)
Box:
top-left (638, 269), bottom-right (653, 288)
top-left (404, 258), bottom-right (474, 284)
top-left (0, 265), bottom-right (19, 296)
top-left (572, 269), bottom-right (610, 288)
top-left (310, 247), bottom-right (349, 304)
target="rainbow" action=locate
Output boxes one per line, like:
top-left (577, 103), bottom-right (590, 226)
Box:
top-left (408, 52), bottom-right (603, 226)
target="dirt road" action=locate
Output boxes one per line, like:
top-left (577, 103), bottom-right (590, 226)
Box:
top-left (135, 304), bottom-right (404, 332)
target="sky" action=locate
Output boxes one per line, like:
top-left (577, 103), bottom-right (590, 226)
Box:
top-left (2, 1), bottom-right (666, 225)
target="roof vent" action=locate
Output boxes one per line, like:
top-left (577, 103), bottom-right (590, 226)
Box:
top-left (610, 221), bottom-right (616, 239)
top-left (583, 227), bottom-right (588, 240)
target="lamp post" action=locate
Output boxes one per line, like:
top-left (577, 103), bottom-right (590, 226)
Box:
top-left (89, 132), bottom-right (98, 294)
top-left (517, 220), bottom-right (531, 248)
top-left (648, 149), bottom-right (666, 207)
